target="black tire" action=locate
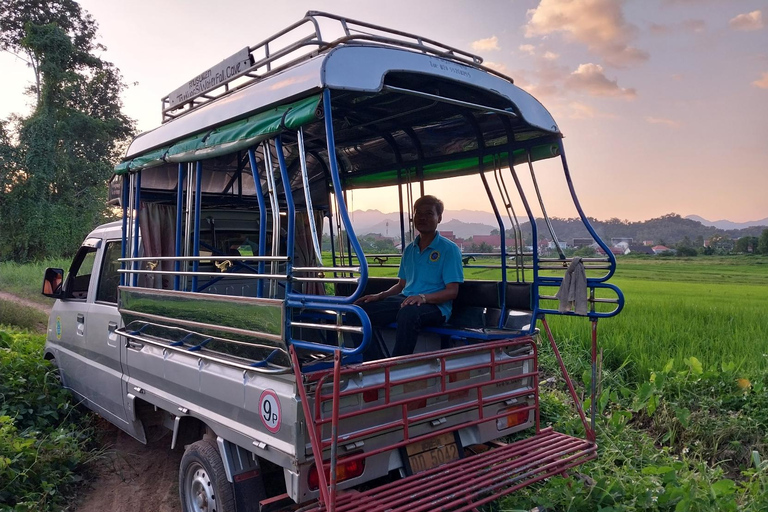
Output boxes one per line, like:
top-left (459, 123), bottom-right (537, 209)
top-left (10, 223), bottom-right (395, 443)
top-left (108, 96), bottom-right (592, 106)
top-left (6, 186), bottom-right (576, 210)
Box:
top-left (179, 440), bottom-right (235, 512)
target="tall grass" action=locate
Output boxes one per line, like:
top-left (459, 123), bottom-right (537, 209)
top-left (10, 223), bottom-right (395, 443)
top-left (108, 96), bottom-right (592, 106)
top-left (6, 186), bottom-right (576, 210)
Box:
top-left (548, 257), bottom-right (768, 381)
top-left (0, 259), bottom-right (69, 302)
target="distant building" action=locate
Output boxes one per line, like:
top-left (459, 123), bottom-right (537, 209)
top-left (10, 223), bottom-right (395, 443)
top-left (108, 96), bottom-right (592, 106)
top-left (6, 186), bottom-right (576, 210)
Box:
top-left (572, 237), bottom-right (595, 248)
top-left (611, 237), bottom-right (633, 245)
top-left (627, 244), bottom-right (654, 255)
top-left (642, 240), bottom-right (655, 246)
top-left (652, 245), bottom-right (673, 254)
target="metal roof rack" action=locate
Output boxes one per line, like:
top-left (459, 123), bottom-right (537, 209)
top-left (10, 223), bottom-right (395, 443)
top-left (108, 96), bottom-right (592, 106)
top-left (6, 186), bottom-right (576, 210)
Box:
top-left (161, 11), bottom-right (489, 124)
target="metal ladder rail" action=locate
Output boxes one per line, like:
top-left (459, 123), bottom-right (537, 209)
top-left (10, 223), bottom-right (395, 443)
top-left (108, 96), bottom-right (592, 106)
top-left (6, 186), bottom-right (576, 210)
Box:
top-left (161, 11), bottom-right (491, 122)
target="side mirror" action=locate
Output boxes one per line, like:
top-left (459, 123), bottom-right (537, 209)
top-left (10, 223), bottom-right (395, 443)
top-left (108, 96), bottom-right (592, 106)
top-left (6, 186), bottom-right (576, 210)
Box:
top-left (42, 268), bottom-right (64, 299)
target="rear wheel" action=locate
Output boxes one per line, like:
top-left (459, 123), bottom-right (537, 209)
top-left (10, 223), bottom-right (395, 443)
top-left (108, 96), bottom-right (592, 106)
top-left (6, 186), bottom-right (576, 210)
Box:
top-left (179, 440), bottom-right (235, 512)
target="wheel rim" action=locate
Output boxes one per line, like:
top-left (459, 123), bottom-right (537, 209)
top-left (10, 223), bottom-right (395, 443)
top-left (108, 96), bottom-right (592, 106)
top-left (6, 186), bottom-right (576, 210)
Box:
top-left (184, 461), bottom-right (217, 512)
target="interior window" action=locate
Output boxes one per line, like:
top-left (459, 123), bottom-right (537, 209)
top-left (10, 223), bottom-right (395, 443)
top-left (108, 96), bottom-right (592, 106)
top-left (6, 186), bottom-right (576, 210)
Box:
top-left (96, 241), bottom-right (122, 304)
top-left (66, 245), bottom-right (98, 300)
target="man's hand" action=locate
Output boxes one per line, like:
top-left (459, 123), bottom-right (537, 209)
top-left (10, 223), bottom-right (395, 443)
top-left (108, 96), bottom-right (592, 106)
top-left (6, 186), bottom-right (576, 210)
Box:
top-left (355, 293), bottom-right (382, 305)
top-left (401, 294), bottom-right (427, 307)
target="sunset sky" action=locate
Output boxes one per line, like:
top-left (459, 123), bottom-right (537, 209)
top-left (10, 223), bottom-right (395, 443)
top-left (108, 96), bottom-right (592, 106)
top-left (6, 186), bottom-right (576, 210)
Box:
top-left (1, 0), bottom-right (766, 222)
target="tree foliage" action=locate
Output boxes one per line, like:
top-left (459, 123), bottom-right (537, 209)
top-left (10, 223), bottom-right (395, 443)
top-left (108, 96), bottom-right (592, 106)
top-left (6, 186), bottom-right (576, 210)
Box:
top-left (0, 2), bottom-right (134, 261)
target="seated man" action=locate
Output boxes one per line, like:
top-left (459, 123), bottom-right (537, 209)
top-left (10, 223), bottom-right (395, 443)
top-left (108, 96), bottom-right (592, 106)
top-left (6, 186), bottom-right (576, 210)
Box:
top-left (355, 195), bottom-right (463, 360)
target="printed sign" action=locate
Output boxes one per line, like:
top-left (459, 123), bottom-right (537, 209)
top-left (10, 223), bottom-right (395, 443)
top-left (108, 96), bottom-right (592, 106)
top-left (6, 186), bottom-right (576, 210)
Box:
top-left (167, 48), bottom-right (252, 108)
top-left (259, 389), bottom-right (281, 433)
top-left (56, 316), bottom-right (62, 340)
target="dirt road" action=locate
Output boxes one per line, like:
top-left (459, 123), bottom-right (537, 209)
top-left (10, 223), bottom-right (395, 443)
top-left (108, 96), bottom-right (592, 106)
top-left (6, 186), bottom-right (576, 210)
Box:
top-left (74, 420), bottom-right (182, 512)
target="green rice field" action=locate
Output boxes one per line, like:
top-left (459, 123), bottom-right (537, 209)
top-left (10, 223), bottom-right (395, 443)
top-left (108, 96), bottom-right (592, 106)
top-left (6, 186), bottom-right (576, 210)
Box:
top-left (361, 254), bottom-right (768, 380)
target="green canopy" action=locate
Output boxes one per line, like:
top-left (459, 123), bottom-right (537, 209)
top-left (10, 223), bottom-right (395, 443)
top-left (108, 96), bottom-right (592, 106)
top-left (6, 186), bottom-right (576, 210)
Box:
top-left (115, 95), bottom-right (323, 174)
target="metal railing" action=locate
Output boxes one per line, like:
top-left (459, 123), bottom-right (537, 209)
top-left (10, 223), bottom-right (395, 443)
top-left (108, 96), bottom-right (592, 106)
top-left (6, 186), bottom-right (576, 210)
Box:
top-left (161, 11), bottom-right (495, 122)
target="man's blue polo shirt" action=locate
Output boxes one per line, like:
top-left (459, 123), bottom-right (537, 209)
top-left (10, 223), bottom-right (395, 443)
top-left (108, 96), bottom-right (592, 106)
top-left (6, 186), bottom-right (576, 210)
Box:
top-left (399, 231), bottom-right (464, 320)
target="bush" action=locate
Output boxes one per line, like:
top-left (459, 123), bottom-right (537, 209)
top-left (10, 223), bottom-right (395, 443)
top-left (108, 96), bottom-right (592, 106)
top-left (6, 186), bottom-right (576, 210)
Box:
top-left (0, 328), bottom-right (96, 510)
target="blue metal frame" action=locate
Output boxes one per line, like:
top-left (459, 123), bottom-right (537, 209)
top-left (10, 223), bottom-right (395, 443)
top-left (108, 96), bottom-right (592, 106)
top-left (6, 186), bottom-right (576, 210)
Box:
top-left (120, 175), bottom-right (129, 287)
top-left (248, 148), bottom-right (268, 298)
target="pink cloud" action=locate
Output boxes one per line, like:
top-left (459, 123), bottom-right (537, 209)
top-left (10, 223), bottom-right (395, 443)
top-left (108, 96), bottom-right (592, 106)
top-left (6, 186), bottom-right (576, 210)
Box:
top-left (729, 11), bottom-right (764, 31)
top-left (753, 72), bottom-right (768, 89)
top-left (565, 63), bottom-right (637, 99)
top-left (525, 0), bottom-right (648, 67)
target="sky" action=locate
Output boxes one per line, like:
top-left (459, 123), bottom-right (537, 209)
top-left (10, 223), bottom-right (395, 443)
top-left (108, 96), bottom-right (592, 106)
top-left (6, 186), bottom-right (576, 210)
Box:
top-left (1, 0), bottom-right (767, 223)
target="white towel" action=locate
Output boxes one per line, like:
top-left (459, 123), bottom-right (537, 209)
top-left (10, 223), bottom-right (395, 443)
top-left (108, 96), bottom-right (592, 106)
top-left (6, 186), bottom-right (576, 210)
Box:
top-left (556, 256), bottom-right (588, 315)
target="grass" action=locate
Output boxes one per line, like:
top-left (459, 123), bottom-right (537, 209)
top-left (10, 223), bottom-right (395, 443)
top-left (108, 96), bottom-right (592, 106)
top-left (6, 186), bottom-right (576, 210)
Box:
top-left (0, 327), bottom-right (97, 511)
top-left (0, 258), bottom-right (69, 303)
top-left (547, 256), bottom-right (768, 380)
top-left (0, 299), bottom-right (48, 331)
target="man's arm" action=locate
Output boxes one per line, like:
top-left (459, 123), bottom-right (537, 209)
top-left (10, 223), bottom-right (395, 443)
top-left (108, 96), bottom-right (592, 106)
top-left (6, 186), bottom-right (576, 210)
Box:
top-left (355, 279), bottom-right (406, 304)
top-left (400, 281), bottom-right (459, 307)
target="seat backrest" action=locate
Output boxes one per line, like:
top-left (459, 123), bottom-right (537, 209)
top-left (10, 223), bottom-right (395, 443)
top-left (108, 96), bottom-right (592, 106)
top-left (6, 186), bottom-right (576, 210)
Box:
top-left (503, 282), bottom-right (532, 311)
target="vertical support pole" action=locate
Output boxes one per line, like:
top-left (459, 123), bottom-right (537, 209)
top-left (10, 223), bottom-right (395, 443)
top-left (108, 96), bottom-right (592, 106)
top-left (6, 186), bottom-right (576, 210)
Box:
top-left (131, 172), bottom-right (141, 287)
top-left (174, 163), bottom-right (185, 291)
top-left (289, 346), bottom-right (331, 508)
top-left (541, 317), bottom-right (594, 442)
top-left (120, 174), bottom-right (129, 287)
top-left (248, 148), bottom-right (268, 298)
top-left (263, 141), bottom-right (281, 298)
top-left (275, 136), bottom-right (295, 298)
top-left (527, 152), bottom-right (565, 260)
top-left (328, 349), bottom-right (342, 512)
top-left (297, 128), bottom-right (324, 263)
top-left (591, 318), bottom-right (598, 440)
top-left (322, 88), bottom-right (368, 302)
top-left (192, 161), bottom-right (202, 292)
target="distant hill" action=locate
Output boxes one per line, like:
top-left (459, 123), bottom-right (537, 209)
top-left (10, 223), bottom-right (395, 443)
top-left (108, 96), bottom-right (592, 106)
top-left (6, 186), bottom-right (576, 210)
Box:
top-left (347, 209), bottom-right (767, 244)
top-left (685, 215), bottom-right (768, 230)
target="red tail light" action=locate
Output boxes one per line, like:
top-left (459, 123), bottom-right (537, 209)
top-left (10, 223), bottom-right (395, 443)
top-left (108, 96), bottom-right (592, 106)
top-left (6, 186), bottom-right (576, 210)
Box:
top-left (308, 457), bottom-right (365, 490)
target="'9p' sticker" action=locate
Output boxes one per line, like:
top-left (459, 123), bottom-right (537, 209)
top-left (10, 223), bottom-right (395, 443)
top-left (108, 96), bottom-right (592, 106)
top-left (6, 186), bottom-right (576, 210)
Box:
top-left (259, 389), bottom-right (281, 433)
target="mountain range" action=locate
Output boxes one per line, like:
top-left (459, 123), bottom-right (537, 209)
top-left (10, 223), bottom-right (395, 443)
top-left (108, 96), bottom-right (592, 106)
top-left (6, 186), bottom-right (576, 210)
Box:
top-left (684, 215), bottom-right (768, 231)
top-left (347, 209), bottom-right (768, 242)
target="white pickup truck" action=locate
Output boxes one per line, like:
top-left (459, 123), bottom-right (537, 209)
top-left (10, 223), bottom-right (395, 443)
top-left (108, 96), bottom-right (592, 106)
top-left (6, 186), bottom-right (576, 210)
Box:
top-left (42, 11), bottom-right (622, 512)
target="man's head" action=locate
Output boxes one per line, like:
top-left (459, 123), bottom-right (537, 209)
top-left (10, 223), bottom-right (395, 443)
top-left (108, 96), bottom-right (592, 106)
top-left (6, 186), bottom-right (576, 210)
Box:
top-left (413, 195), bottom-right (444, 235)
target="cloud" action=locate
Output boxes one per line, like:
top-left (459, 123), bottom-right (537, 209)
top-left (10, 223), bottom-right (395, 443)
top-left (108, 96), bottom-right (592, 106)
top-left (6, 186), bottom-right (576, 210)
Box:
top-left (471, 36), bottom-right (500, 52)
top-left (543, 51), bottom-right (559, 60)
top-left (753, 72), bottom-right (768, 89)
top-left (484, 61), bottom-right (510, 75)
top-left (525, 0), bottom-right (649, 67)
top-left (645, 116), bottom-right (681, 128)
top-left (518, 44), bottom-right (536, 55)
top-left (649, 19), bottom-right (705, 35)
top-left (729, 11), bottom-right (764, 31)
top-left (565, 63), bottom-right (637, 98)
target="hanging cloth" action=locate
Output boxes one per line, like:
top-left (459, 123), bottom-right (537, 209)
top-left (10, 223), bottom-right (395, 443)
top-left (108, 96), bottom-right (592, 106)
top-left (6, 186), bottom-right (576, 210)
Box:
top-left (556, 256), bottom-right (588, 315)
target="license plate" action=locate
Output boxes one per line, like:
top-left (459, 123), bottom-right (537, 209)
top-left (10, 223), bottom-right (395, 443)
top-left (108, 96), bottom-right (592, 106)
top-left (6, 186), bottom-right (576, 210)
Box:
top-left (405, 433), bottom-right (461, 474)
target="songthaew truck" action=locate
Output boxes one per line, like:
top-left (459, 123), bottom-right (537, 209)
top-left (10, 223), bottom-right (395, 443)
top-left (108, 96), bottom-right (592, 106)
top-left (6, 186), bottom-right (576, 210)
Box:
top-left (42, 12), bottom-right (624, 512)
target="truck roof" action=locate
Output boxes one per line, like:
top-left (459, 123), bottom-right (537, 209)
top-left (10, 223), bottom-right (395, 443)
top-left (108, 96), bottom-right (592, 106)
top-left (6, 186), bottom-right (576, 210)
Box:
top-left (122, 12), bottom-right (558, 162)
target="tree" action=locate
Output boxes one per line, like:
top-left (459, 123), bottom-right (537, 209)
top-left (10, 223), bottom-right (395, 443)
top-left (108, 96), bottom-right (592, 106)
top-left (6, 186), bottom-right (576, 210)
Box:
top-left (0, 0), bottom-right (99, 106)
top-left (734, 236), bottom-right (758, 254)
top-left (758, 229), bottom-right (768, 255)
top-left (0, 4), bottom-right (135, 260)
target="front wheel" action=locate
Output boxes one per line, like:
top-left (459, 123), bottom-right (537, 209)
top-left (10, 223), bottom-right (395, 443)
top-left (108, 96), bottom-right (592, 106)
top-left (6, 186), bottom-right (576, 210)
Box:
top-left (179, 440), bottom-right (235, 512)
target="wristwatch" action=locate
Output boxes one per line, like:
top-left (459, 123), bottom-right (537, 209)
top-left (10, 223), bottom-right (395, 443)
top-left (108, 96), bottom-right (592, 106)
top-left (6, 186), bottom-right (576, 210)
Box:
top-left (419, 293), bottom-right (427, 304)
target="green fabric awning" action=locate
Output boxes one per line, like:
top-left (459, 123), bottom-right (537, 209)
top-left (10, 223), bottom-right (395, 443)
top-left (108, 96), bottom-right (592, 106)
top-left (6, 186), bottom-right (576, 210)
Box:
top-left (115, 95), bottom-right (323, 174)
top-left (345, 143), bottom-right (561, 189)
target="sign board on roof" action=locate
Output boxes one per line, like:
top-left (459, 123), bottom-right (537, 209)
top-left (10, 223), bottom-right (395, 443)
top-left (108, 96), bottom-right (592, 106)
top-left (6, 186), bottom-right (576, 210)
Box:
top-left (167, 48), bottom-right (252, 108)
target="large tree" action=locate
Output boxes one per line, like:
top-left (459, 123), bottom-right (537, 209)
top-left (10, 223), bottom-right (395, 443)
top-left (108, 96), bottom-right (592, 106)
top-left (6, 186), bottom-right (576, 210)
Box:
top-left (0, 1), bottom-right (134, 260)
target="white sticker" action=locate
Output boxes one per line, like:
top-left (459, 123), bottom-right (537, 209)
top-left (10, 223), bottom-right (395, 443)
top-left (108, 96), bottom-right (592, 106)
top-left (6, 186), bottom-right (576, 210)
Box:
top-left (259, 389), bottom-right (281, 433)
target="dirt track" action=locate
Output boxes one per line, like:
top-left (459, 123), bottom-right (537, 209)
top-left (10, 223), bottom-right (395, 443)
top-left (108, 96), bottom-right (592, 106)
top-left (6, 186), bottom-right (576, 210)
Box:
top-left (74, 420), bottom-right (182, 512)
